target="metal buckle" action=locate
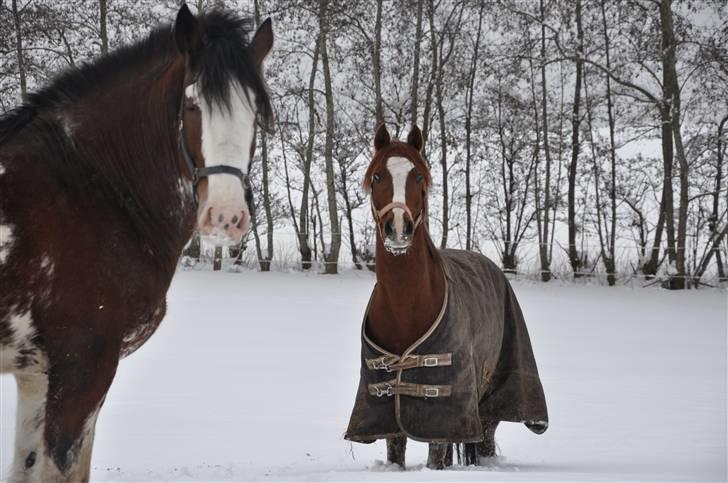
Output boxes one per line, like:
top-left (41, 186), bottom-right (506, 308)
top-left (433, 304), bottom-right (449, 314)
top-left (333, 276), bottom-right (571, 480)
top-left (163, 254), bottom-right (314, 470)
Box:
top-left (424, 387), bottom-right (440, 398)
top-left (423, 357), bottom-right (438, 367)
top-left (372, 358), bottom-right (390, 371)
top-left (376, 383), bottom-right (393, 397)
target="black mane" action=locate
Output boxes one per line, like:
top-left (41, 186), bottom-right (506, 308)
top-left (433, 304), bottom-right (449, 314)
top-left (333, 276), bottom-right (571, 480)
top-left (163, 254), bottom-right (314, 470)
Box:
top-left (0, 9), bottom-right (272, 145)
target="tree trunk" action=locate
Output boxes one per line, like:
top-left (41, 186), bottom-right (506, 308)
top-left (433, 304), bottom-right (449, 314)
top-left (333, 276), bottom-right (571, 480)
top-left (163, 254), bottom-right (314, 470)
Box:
top-left (410, 0), bottom-right (424, 126)
top-left (213, 245), bottom-right (223, 271)
top-left (319, 0), bottom-right (340, 274)
top-left (183, 231), bottom-right (201, 262)
top-left (708, 116), bottom-right (728, 281)
top-left (11, 0), bottom-right (26, 97)
top-left (373, 0), bottom-right (384, 124)
top-left (567, 0), bottom-right (583, 278)
top-left (254, 0), bottom-right (273, 272)
top-left (99, 0), bottom-right (108, 55)
top-left (437, 42), bottom-right (448, 250)
top-left (421, 0), bottom-right (437, 162)
top-left (538, 0), bottom-right (552, 282)
top-left (660, 0), bottom-right (687, 289)
top-left (299, 37), bottom-right (321, 270)
top-left (259, 132), bottom-right (273, 271)
top-left (464, 2), bottom-right (485, 251)
top-left (600, 0), bottom-right (618, 286)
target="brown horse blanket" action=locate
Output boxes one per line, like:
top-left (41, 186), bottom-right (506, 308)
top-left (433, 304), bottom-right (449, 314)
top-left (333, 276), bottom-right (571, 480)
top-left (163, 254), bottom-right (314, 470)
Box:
top-left (345, 249), bottom-right (548, 443)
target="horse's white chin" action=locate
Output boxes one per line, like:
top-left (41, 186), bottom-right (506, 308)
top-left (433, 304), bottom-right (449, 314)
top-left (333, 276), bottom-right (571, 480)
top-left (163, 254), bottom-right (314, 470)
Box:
top-left (384, 241), bottom-right (411, 256)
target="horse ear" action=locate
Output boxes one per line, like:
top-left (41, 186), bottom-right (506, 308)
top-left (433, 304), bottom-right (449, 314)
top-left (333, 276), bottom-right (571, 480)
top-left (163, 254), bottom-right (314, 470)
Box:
top-left (374, 123), bottom-right (391, 151)
top-left (407, 125), bottom-right (424, 154)
top-left (251, 18), bottom-right (274, 66)
top-left (175, 4), bottom-right (201, 56)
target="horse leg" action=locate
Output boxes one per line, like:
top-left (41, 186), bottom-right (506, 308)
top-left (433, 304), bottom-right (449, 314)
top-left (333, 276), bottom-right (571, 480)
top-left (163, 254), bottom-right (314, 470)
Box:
top-left (9, 373), bottom-right (48, 483)
top-left (463, 443), bottom-right (478, 466)
top-left (385, 436), bottom-right (406, 468)
top-left (38, 348), bottom-right (119, 482)
top-left (477, 419), bottom-right (500, 460)
top-left (426, 443), bottom-right (452, 470)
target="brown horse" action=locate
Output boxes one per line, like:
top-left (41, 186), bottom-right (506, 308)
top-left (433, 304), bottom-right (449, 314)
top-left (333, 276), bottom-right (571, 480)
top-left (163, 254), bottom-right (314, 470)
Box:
top-left (0, 5), bottom-right (272, 481)
top-left (346, 124), bottom-right (548, 469)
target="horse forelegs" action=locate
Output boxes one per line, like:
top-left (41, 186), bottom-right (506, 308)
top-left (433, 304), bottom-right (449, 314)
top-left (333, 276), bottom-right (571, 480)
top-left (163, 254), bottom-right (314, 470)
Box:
top-left (476, 419), bottom-right (500, 460)
top-left (426, 443), bottom-right (452, 470)
top-left (385, 436), bottom-right (406, 468)
top-left (35, 350), bottom-right (118, 482)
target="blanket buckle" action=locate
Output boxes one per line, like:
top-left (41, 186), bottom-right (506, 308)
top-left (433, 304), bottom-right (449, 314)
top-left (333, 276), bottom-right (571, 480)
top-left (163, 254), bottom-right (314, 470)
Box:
top-left (423, 357), bottom-right (438, 367)
top-left (376, 383), bottom-right (393, 397)
top-left (424, 387), bottom-right (440, 398)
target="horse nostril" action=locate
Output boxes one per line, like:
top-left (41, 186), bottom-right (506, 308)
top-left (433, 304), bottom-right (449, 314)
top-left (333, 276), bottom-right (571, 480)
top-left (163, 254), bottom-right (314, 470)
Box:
top-left (404, 220), bottom-right (414, 236)
top-left (384, 220), bottom-right (394, 237)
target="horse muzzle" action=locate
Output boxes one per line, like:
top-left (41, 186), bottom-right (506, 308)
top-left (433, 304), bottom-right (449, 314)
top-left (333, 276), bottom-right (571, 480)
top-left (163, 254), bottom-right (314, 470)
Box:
top-left (197, 176), bottom-right (251, 245)
top-left (381, 215), bottom-right (415, 256)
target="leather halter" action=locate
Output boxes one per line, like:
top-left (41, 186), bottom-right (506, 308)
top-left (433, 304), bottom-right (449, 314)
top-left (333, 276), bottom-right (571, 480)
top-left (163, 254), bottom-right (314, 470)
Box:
top-left (371, 200), bottom-right (425, 235)
top-left (177, 98), bottom-right (249, 203)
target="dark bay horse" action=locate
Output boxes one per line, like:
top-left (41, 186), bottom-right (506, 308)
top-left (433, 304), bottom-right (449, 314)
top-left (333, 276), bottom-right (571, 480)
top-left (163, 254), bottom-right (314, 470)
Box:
top-left (345, 124), bottom-right (548, 469)
top-left (0, 5), bottom-right (272, 481)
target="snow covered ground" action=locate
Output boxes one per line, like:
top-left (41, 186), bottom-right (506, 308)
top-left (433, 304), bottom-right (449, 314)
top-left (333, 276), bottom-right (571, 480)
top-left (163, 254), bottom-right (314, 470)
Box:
top-left (1, 269), bottom-right (726, 481)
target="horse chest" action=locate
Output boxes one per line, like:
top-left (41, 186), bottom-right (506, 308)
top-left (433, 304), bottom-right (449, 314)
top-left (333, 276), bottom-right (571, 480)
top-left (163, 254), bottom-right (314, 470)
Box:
top-left (120, 299), bottom-right (167, 359)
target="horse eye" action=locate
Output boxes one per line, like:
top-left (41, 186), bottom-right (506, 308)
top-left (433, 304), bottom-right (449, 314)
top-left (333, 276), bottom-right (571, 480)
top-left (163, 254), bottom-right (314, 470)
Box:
top-left (372, 173), bottom-right (381, 184)
top-left (415, 173), bottom-right (424, 184)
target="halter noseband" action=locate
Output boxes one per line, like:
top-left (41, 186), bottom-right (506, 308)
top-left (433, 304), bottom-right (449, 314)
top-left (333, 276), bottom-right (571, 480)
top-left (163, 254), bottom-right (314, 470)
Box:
top-left (371, 201), bottom-right (425, 234)
top-left (178, 99), bottom-right (249, 203)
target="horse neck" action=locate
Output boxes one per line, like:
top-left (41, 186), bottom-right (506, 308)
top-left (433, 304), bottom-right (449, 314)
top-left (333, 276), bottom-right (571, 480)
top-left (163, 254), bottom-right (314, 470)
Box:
top-left (71, 58), bottom-right (195, 266)
top-left (369, 226), bottom-right (446, 355)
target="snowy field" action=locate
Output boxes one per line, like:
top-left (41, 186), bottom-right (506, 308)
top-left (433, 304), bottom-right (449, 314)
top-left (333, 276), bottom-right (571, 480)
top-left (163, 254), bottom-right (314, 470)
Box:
top-left (1, 269), bottom-right (726, 482)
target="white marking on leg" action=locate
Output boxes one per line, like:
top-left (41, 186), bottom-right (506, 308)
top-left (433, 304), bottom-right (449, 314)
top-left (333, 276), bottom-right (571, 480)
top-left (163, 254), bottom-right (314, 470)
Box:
top-left (1, 310), bottom-right (46, 374)
top-left (10, 373), bottom-right (52, 483)
top-left (0, 223), bottom-right (15, 265)
top-left (386, 157), bottom-right (414, 234)
top-left (0, 163), bottom-right (5, 175)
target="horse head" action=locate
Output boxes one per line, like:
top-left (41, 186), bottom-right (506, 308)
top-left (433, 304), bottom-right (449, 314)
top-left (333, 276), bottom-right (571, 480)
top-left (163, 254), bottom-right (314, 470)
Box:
top-left (175, 4), bottom-right (273, 245)
top-left (364, 123), bottom-right (432, 256)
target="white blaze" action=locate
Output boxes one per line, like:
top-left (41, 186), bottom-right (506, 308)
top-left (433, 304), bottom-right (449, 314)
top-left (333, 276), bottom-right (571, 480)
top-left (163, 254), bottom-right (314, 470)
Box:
top-left (187, 82), bottom-right (255, 211)
top-left (386, 157), bottom-right (414, 235)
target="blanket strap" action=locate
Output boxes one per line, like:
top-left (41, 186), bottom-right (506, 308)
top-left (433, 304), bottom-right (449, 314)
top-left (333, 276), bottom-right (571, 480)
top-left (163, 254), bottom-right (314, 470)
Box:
top-left (365, 353), bottom-right (452, 372)
top-left (368, 379), bottom-right (452, 398)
